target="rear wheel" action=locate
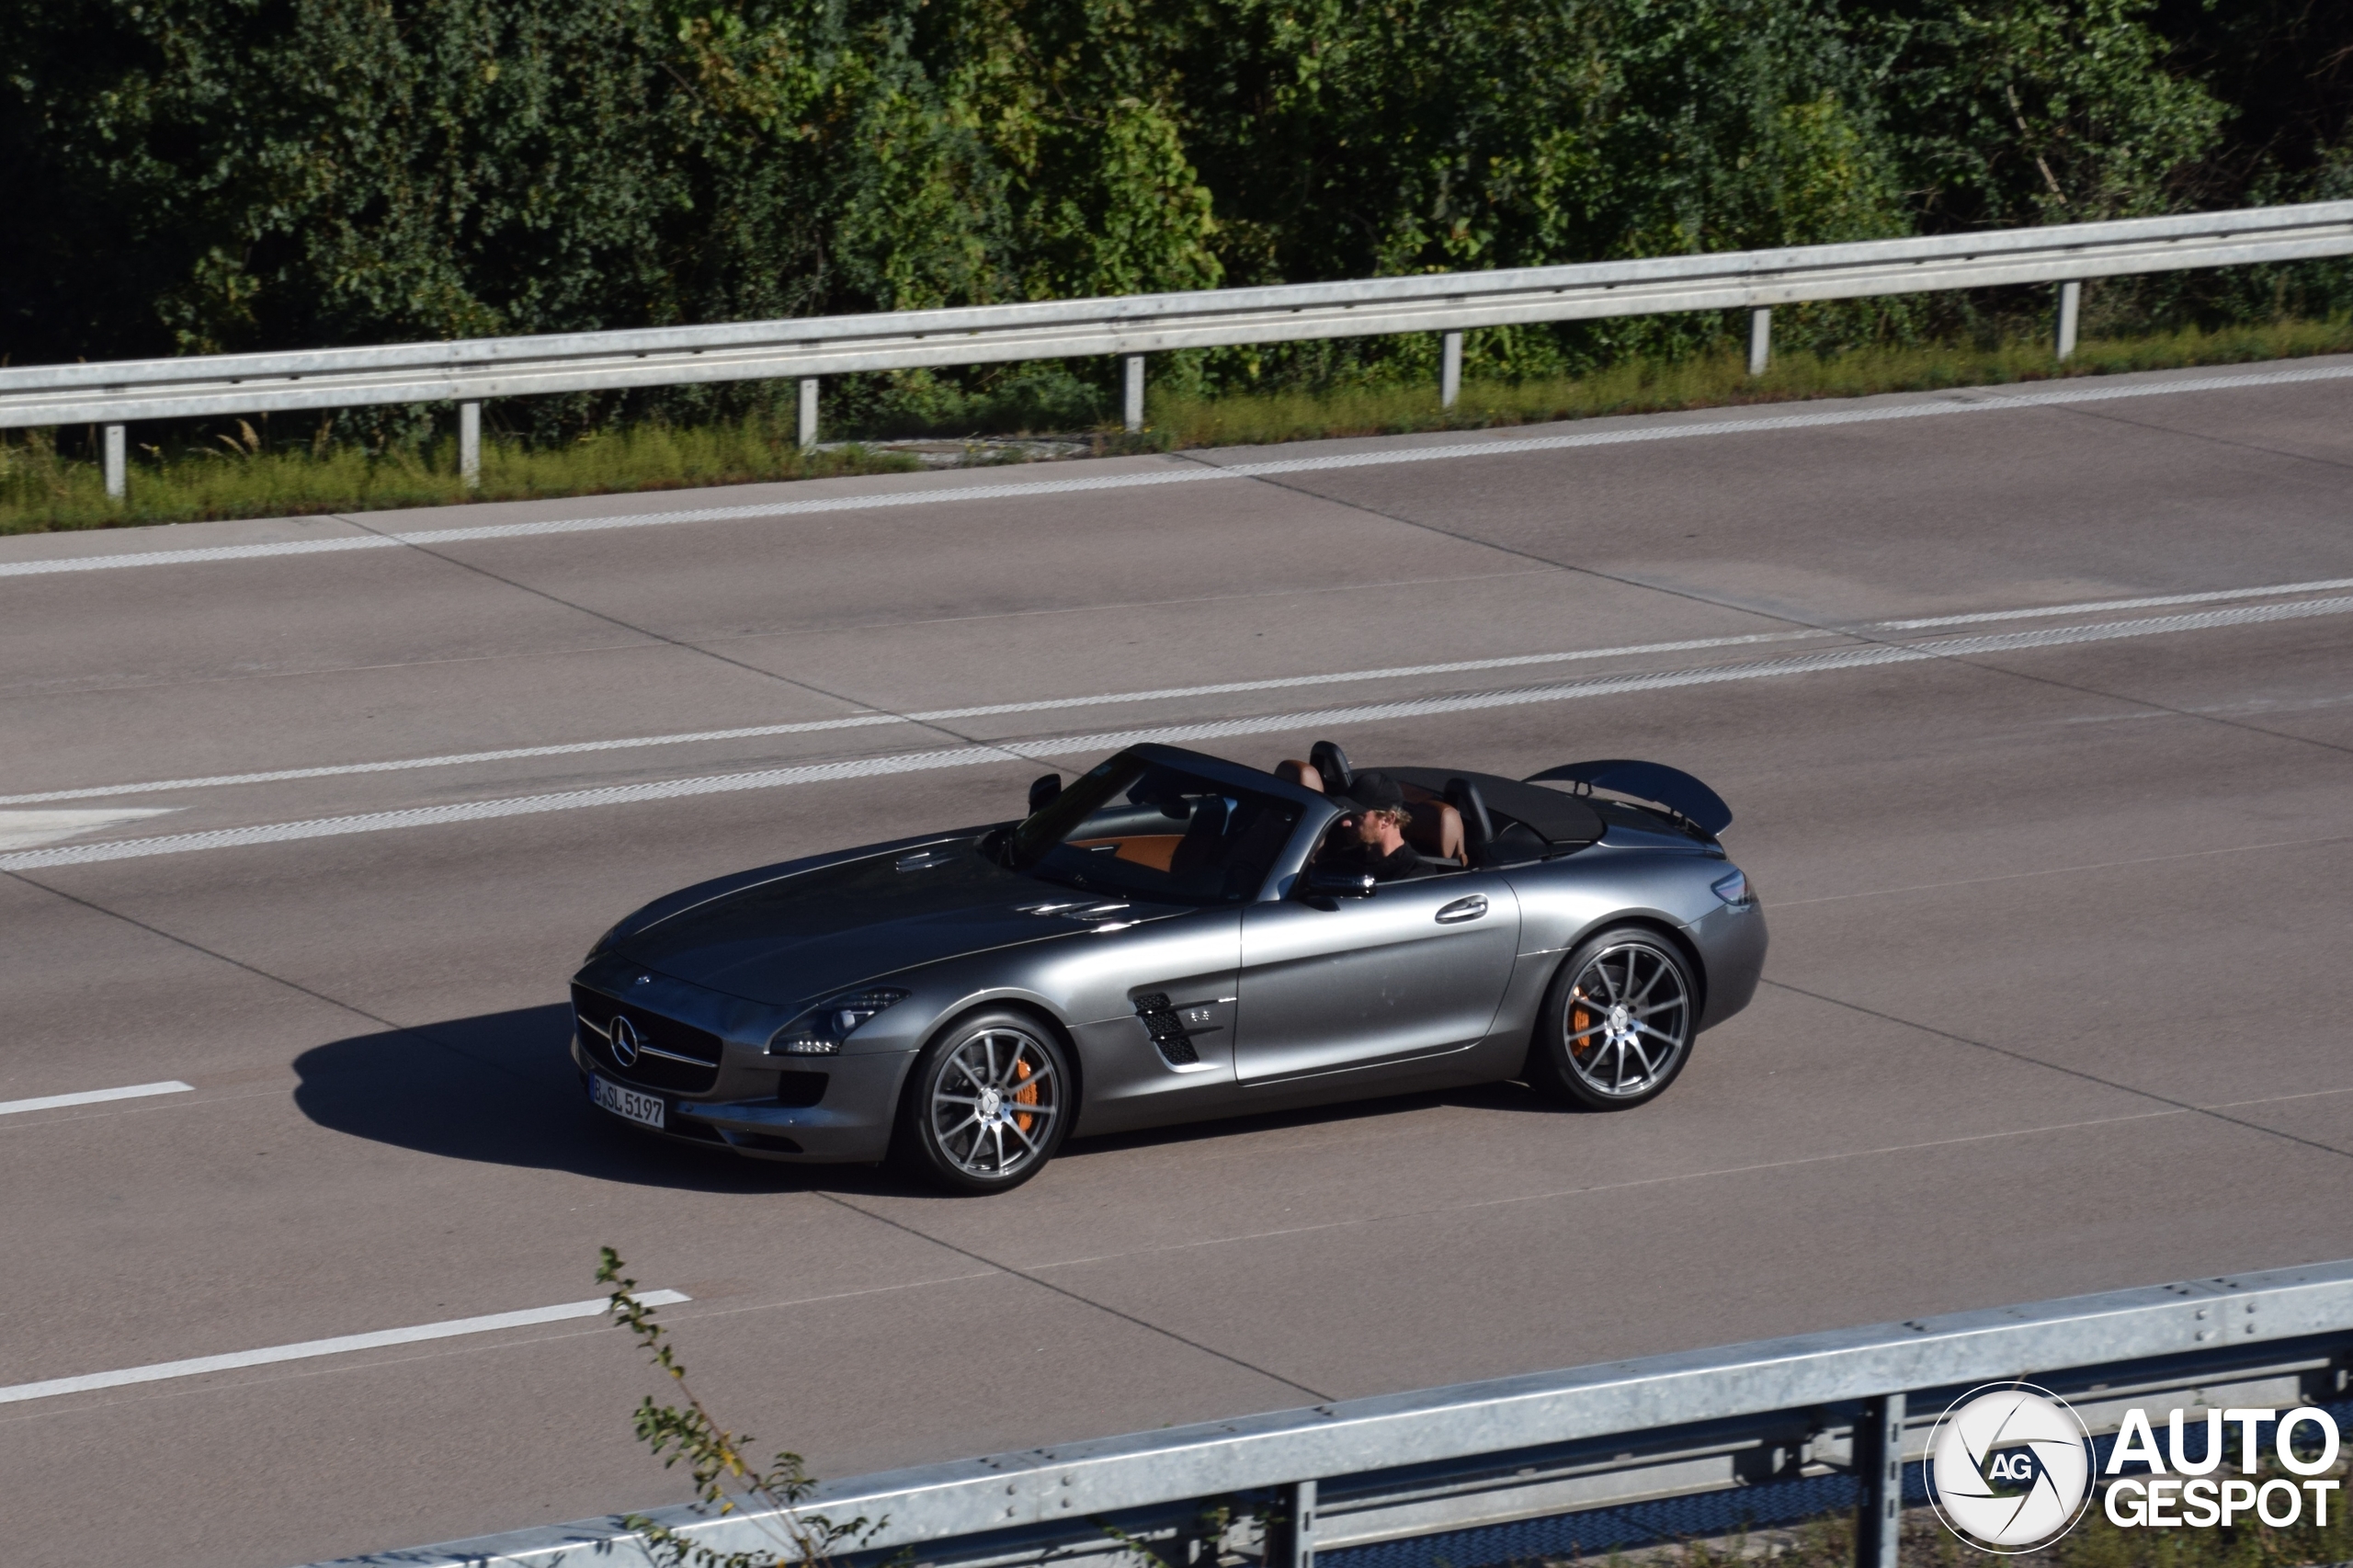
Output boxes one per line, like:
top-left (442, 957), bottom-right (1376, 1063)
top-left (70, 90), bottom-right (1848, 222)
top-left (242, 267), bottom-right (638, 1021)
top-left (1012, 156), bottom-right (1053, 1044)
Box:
top-left (1528, 928), bottom-right (1697, 1109)
top-left (896, 1010), bottom-right (1072, 1194)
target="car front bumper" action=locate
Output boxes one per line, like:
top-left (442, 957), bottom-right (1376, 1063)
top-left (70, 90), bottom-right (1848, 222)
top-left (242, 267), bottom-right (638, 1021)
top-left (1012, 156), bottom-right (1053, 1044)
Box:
top-left (573, 1033), bottom-right (911, 1164)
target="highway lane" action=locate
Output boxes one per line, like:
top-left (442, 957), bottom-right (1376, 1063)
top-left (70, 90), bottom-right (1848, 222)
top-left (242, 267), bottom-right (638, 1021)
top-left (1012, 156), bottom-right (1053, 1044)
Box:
top-left (3, 361), bottom-right (2352, 1566)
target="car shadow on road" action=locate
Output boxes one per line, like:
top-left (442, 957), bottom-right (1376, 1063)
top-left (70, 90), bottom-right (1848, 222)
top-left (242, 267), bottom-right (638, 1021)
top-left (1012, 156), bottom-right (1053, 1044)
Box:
top-left (293, 1003), bottom-right (1574, 1194)
top-left (290, 1002), bottom-right (904, 1196)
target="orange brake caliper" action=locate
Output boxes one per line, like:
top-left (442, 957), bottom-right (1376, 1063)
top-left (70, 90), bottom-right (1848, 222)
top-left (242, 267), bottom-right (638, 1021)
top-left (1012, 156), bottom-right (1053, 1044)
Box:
top-left (1014, 1058), bottom-right (1038, 1134)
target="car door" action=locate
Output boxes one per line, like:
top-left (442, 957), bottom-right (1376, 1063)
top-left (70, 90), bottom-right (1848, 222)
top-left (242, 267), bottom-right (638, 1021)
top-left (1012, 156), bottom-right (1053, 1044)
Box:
top-left (1233, 872), bottom-right (1521, 1082)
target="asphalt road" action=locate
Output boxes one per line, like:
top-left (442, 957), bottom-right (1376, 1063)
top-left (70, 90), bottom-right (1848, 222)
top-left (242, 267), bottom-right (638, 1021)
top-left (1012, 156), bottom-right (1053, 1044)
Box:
top-left (5, 361), bottom-right (2352, 1568)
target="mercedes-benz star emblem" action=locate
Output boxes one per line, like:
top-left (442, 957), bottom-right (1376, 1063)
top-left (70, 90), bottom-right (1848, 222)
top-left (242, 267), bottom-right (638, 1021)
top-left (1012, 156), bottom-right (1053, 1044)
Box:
top-left (609, 1015), bottom-right (642, 1067)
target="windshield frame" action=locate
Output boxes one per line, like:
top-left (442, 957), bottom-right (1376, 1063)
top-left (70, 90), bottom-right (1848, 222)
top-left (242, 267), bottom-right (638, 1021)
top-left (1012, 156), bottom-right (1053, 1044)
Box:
top-left (1006, 746), bottom-right (1333, 904)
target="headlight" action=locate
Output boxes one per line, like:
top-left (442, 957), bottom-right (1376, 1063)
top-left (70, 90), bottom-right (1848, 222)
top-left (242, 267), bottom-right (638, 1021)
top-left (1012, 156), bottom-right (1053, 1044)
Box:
top-left (1711, 869), bottom-right (1753, 907)
top-left (768, 988), bottom-right (911, 1055)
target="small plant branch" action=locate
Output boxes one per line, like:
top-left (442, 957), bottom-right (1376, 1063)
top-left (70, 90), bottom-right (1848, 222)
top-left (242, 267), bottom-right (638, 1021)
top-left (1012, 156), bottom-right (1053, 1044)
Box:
top-left (598, 1247), bottom-right (882, 1568)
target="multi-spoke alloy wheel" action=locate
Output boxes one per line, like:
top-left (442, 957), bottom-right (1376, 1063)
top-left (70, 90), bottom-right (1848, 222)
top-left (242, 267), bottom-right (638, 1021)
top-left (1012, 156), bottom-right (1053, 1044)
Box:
top-left (1529, 928), bottom-right (1697, 1109)
top-left (900, 1010), bottom-right (1072, 1193)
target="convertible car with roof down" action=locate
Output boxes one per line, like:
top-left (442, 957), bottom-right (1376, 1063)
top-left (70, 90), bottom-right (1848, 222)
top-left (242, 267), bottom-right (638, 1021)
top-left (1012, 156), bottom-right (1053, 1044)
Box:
top-left (571, 742), bottom-right (1767, 1192)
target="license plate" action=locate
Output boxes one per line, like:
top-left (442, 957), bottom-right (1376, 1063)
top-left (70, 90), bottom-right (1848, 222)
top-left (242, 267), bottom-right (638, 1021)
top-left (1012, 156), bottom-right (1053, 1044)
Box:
top-left (590, 1074), bottom-right (665, 1131)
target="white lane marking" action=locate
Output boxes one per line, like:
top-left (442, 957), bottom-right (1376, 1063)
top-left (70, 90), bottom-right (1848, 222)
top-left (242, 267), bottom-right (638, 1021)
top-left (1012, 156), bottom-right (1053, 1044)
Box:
top-left (0, 1290), bottom-right (689, 1405)
top-left (5, 361), bottom-right (2349, 581)
top-left (0, 808), bottom-right (177, 849)
top-left (0, 630), bottom-right (1825, 807)
top-left (5, 594), bottom-right (2347, 874)
top-left (0, 718), bottom-right (909, 807)
top-left (0, 1080), bottom-right (193, 1117)
top-left (9, 575), bottom-right (2347, 811)
top-left (1874, 575), bottom-right (2353, 630)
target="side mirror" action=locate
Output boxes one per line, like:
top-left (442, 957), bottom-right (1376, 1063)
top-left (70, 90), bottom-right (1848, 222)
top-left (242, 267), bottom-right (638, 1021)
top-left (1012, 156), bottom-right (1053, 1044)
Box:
top-left (1028, 773), bottom-right (1063, 813)
top-left (1302, 868), bottom-right (1377, 900)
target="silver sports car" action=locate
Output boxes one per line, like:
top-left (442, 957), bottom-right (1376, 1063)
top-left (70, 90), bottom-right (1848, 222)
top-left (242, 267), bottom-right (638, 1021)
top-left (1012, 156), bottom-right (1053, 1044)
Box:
top-left (571, 741), bottom-right (1767, 1193)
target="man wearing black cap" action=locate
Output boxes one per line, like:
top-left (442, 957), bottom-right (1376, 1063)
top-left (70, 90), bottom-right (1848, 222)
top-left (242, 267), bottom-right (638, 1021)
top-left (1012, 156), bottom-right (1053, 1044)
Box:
top-left (1320, 771), bottom-right (1426, 882)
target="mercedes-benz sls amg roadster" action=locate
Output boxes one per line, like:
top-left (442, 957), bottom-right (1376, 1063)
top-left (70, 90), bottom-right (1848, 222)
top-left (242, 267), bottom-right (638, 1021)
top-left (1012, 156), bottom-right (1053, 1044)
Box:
top-left (571, 741), bottom-right (1767, 1193)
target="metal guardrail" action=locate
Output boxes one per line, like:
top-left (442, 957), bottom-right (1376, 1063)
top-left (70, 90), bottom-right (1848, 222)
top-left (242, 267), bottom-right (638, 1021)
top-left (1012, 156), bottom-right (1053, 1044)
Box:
top-left (324, 1258), bottom-right (2353, 1568)
top-left (14, 201), bottom-right (2353, 497)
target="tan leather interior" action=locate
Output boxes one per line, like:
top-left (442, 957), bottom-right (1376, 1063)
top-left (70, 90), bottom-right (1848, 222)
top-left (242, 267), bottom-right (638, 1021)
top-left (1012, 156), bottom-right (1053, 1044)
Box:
top-left (1396, 783), bottom-right (1466, 862)
top-left (1275, 759), bottom-right (1325, 794)
top-left (1069, 835), bottom-right (1183, 871)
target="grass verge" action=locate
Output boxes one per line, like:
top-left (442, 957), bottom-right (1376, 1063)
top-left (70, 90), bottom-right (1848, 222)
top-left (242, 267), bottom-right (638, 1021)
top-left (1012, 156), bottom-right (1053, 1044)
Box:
top-left (1149, 316), bottom-right (2353, 449)
top-left (0, 415), bottom-right (925, 536)
top-left (7, 317), bottom-right (2349, 537)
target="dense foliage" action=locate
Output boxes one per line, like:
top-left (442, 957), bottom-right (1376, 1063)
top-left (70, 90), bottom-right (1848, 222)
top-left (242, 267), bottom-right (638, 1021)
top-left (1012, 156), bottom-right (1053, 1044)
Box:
top-left (5, 0), bottom-right (2350, 432)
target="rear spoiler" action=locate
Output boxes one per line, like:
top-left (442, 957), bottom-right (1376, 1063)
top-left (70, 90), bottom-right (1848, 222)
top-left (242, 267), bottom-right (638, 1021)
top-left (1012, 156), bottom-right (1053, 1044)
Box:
top-left (1524, 760), bottom-right (1733, 835)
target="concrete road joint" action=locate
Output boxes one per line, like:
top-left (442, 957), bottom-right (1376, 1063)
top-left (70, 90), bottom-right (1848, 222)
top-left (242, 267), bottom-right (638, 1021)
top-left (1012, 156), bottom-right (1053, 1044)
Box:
top-left (6, 360), bottom-right (2350, 582)
top-left (1014, 1085), bottom-right (2353, 1275)
top-left (1764, 977), bottom-right (2353, 1167)
top-left (812, 1190), bottom-right (1337, 1403)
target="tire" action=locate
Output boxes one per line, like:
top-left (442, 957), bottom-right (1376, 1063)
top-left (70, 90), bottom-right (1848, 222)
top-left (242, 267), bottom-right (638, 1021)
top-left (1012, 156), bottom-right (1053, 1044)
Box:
top-left (1527, 927), bottom-right (1698, 1110)
top-left (895, 1009), bottom-right (1074, 1194)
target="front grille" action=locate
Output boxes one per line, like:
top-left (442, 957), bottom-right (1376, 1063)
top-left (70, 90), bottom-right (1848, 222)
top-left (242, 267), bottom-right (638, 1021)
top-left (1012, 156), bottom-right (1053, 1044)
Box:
top-left (573, 984), bottom-right (723, 1094)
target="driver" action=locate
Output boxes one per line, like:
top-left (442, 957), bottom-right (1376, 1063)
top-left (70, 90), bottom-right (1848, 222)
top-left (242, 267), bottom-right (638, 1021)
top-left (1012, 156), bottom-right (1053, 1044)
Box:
top-left (1320, 772), bottom-right (1425, 882)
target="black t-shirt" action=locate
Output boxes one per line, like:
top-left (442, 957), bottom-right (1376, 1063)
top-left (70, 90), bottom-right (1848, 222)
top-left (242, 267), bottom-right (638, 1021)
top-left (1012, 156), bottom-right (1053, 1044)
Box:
top-left (1325, 839), bottom-right (1426, 882)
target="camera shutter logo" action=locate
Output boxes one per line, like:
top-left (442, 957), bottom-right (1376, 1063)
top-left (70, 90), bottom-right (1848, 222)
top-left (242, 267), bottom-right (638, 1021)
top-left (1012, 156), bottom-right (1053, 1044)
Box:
top-left (1927, 1383), bottom-right (2095, 1552)
top-left (609, 1015), bottom-right (642, 1067)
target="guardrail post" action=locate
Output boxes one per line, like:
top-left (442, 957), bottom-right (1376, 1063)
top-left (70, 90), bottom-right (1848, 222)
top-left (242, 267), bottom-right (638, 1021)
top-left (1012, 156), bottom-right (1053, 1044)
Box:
top-left (1748, 308), bottom-right (1772, 377)
top-left (1266, 1479), bottom-right (1315, 1568)
top-left (1856, 1392), bottom-right (1905, 1568)
top-left (1440, 331), bottom-right (1463, 407)
top-left (458, 402), bottom-right (482, 490)
top-left (2056, 280), bottom-right (2081, 361)
top-left (798, 378), bottom-right (820, 449)
top-left (1122, 355), bottom-right (1146, 433)
top-left (102, 424), bottom-right (127, 500)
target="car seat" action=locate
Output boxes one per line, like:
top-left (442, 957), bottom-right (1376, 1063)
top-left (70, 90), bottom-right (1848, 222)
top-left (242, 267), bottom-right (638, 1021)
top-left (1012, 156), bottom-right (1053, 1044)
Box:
top-left (1308, 740), bottom-right (1353, 795)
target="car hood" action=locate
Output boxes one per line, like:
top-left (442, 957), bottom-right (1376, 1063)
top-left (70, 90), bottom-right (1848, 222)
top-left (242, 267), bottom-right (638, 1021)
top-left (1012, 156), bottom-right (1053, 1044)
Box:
top-left (601, 841), bottom-right (1074, 1008)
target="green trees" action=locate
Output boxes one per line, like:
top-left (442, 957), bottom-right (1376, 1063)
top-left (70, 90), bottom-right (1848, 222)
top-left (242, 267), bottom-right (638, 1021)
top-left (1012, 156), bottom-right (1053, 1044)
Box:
top-left (3, 0), bottom-right (2347, 418)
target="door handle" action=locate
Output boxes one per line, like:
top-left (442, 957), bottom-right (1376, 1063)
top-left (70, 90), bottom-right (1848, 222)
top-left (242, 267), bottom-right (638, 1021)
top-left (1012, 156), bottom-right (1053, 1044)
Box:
top-left (1435, 894), bottom-right (1488, 924)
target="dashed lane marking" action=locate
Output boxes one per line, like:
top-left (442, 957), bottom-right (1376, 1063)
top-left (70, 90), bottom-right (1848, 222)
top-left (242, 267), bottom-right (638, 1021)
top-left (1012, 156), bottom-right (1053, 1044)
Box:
top-left (0, 1081), bottom-right (193, 1117)
top-left (10, 574), bottom-right (2353, 810)
top-left (4, 594), bottom-right (2347, 874)
top-left (0, 1291), bottom-right (689, 1404)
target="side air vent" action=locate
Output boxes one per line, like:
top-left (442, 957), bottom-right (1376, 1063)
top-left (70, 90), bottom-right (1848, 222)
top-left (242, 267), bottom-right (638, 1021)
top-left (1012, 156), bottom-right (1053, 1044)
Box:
top-left (1132, 992), bottom-right (1199, 1066)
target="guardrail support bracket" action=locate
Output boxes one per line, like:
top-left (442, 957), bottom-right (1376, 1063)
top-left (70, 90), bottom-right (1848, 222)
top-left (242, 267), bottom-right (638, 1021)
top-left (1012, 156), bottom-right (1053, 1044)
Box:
top-left (799, 378), bottom-right (820, 449)
top-left (1267, 1479), bottom-right (1315, 1568)
top-left (1856, 1392), bottom-right (1905, 1568)
top-left (1441, 331), bottom-right (1463, 407)
top-left (459, 402), bottom-right (482, 490)
top-left (1748, 308), bottom-right (1772, 377)
top-left (2056, 280), bottom-right (2081, 361)
top-left (1123, 355), bottom-right (1146, 433)
top-left (103, 423), bottom-right (127, 500)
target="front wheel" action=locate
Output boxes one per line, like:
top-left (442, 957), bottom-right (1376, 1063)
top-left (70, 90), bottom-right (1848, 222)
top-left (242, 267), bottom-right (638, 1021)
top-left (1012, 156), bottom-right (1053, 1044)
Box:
top-left (896, 1010), bottom-right (1073, 1194)
top-left (1527, 928), bottom-right (1697, 1109)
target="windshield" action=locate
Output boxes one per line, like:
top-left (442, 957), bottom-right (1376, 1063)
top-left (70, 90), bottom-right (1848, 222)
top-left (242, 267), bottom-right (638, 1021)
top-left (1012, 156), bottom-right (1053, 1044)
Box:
top-left (1007, 752), bottom-right (1302, 904)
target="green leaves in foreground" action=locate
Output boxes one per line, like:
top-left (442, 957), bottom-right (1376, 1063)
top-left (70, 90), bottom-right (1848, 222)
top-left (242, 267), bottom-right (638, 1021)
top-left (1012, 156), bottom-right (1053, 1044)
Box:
top-left (598, 1247), bottom-right (880, 1568)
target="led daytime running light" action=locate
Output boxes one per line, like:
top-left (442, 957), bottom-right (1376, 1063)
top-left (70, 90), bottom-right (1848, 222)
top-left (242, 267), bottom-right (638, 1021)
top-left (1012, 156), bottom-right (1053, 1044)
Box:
top-left (768, 988), bottom-right (910, 1055)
